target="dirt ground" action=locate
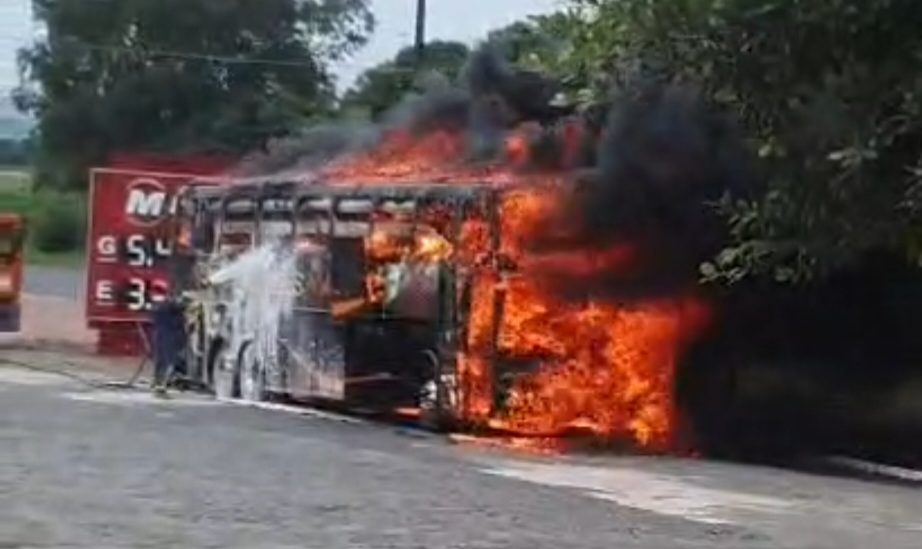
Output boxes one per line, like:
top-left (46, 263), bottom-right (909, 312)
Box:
top-left (0, 293), bottom-right (96, 352)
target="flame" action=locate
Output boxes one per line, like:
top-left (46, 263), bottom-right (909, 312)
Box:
top-left (322, 124), bottom-right (711, 451)
top-left (493, 286), bottom-right (709, 449)
top-left (324, 129), bottom-right (514, 184)
top-left (362, 225), bottom-right (454, 308)
top-left (504, 132), bottom-right (532, 168)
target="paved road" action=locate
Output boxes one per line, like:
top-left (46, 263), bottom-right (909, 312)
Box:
top-left (0, 356), bottom-right (920, 549)
top-left (23, 265), bottom-right (84, 300)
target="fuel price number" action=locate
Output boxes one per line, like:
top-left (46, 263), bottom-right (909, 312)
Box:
top-left (124, 277), bottom-right (169, 312)
top-left (125, 234), bottom-right (172, 268)
top-left (92, 232), bottom-right (174, 314)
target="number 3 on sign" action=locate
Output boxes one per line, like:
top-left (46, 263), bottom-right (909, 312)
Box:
top-left (127, 277), bottom-right (148, 311)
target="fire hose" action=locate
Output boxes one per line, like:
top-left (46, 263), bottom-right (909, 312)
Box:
top-left (0, 320), bottom-right (156, 390)
top-left (0, 356), bottom-right (118, 390)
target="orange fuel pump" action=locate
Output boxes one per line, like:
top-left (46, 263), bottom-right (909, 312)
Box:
top-left (0, 213), bottom-right (25, 332)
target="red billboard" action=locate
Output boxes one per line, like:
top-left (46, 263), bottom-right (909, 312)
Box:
top-left (85, 168), bottom-right (218, 327)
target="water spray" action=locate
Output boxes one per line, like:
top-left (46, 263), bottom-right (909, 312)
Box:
top-left (208, 242), bottom-right (299, 400)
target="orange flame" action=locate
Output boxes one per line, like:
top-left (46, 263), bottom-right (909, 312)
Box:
top-left (324, 129), bottom-right (514, 185)
top-left (365, 226), bottom-right (452, 263)
top-left (323, 124), bottom-right (711, 451)
top-left (494, 286), bottom-right (709, 449)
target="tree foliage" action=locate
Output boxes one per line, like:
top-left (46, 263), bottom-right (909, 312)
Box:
top-left (485, 14), bottom-right (573, 72)
top-left (342, 41), bottom-right (470, 119)
top-left (0, 138), bottom-right (33, 166)
top-left (558, 0), bottom-right (922, 284)
top-left (342, 13), bottom-right (583, 121)
top-left (15, 0), bottom-right (373, 190)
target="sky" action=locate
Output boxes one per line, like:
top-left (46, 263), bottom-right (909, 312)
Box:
top-left (0, 0), bottom-right (34, 111)
top-left (339, 0), bottom-right (565, 87)
top-left (0, 0), bottom-right (565, 115)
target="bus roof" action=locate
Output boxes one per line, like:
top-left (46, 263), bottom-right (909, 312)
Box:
top-left (187, 180), bottom-right (504, 203)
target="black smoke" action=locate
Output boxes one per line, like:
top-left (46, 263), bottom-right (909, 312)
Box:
top-left (231, 122), bottom-right (381, 178)
top-left (232, 50), bottom-right (753, 294)
top-left (232, 47), bottom-right (575, 176)
top-left (463, 47), bottom-right (573, 126)
top-left (549, 83), bottom-right (752, 300)
top-left (388, 47), bottom-right (576, 161)
top-left (233, 49), bottom-right (755, 302)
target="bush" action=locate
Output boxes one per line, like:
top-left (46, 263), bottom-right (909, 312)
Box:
top-left (563, 0), bottom-right (922, 284)
top-left (31, 191), bottom-right (86, 253)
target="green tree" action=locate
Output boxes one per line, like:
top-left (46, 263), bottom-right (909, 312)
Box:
top-left (15, 0), bottom-right (373, 190)
top-left (485, 13), bottom-right (577, 80)
top-left (0, 138), bottom-right (33, 166)
top-left (561, 0), bottom-right (922, 284)
top-left (342, 41), bottom-right (470, 119)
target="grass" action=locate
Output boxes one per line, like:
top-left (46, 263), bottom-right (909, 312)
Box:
top-left (25, 245), bottom-right (85, 268)
top-left (0, 169), bottom-right (86, 268)
top-left (0, 170), bottom-right (34, 214)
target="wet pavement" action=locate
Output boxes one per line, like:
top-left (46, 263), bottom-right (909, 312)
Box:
top-left (0, 352), bottom-right (920, 549)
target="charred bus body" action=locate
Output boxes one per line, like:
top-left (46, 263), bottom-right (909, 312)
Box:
top-left (171, 180), bottom-right (508, 427)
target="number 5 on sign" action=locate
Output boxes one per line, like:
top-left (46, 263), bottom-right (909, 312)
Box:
top-left (126, 234), bottom-right (150, 267)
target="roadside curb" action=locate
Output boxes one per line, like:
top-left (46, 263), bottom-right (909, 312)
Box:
top-left (821, 456), bottom-right (922, 485)
top-left (216, 397), bottom-right (367, 425)
top-left (0, 337), bottom-right (94, 355)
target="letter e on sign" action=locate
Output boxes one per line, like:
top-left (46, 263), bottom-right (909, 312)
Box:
top-left (95, 280), bottom-right (114, 304)
top-left (125, 178), bottom-right (168, 227)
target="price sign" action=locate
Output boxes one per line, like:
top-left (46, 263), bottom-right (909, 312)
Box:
top-left (85, 169), bottom-right (216, 326)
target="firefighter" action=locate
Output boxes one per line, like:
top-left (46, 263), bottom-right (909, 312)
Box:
top-left (151, 227), bottom-right (195, 396)
top-left (150, 295), bottom-right (187, 396)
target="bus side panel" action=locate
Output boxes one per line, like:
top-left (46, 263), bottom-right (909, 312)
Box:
top-left (283, 309), bottom-right (346, 401)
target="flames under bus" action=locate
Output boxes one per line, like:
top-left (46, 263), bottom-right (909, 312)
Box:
top-left (171, 180), bottom-right (515, 427)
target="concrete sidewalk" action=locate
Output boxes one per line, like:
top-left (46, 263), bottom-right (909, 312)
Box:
top-left (0, 293), bottom-right (96, 352)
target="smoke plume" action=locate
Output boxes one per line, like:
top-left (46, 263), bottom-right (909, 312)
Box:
top-left (232, 48), bottom-right (751, 302)
top-left (557, 84), bottom-right (752, 299)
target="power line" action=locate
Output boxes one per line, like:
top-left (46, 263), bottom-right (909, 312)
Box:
top-left (0, 33), bottom-right (413, 75)
top-left (62, 40), bottom-right (325, 69)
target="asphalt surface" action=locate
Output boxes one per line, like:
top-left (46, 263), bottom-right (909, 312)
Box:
top-left (23, 265), bottom-right (84, 300)
top-left (0, 356), bottom-right (920, 549)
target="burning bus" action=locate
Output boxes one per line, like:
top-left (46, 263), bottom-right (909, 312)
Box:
top-left (172, 180), bottom-right (506, 430)
top-left (165, 52), bottom-right (742, 453)
top-left (162, 49), bottom-right (922, 464)
top-left (169, 138), bottom-right (711, 451)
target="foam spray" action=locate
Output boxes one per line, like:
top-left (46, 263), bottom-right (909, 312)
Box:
top-left (208, 242), bottom-right (299, 399)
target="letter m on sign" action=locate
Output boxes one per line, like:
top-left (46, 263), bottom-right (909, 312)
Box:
top-left (124, 179), bottom-right (167, 224)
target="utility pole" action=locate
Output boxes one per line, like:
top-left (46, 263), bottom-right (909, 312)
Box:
top-left (414, 0), bottom-right (427, 64)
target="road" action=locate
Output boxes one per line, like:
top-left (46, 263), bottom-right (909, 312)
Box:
top-left (0, 354), bottom-right (920, 549)
top-left (23, 264), bottom-right (83, 300)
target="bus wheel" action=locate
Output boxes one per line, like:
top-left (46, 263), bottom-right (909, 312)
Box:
top-left (212, 346), bottom-right (237, 400)
top-left (238, 343), bottom-right (267, 402)
top-left (419, 350), bottom-right (454, 432)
